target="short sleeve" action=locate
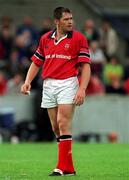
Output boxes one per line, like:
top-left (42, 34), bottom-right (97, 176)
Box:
top-left (31, 37), bottom-right (45, 66)
top-left (78, 35), bottom-right (91, 64)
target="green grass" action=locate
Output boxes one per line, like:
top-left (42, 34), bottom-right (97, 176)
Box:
top-left (0, 143), bottom-right (129, 180)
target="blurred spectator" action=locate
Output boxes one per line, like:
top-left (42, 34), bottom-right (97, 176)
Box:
top-left (82, 19), bottom-right (100, 44)
top-left (15, 31), bottom-right (29, 57)
top-left (103, 56), bottom-right (124, 85)
top-left (40, 17), bottom-right (53, 36)
top-left (100, 20), bottom-right (119, 58)
top-left (0, 71), bottom-right (7, 95)
top-left (86, 75), bottom-right (105, 95)
top-left (14, 31), bottom-right (32, 68)
top-left (0, 16), bottom-right (15, 37)
top-left (78, 66), bottom-right (105, 96)
top-left (16, 16), bottom-right (39, 45)
top-left (90, 41), bottom-right (106, 78)
top-left (16, 30), bottom-right (32, 48)
top-left (0, 27), bottom-right (14, 60)
top-left (6, 73), bottom-right (24, 94)
top-left (78, 74), bottom-right (105, 96)
top-left (9, 49), bottom-right (31, 77)
top-left (106, 77), bottom-right (126, 94)
top-left (124, 78), bottom-right (129, 94)
top-left (123, 61), bottom-right (129, 94)
top-left (0, 40), bottom-right (5, 59)
top-left (123, 61), bottom-right (129, 81)
top-left (0, 16), bottom-right (15, 34)
top-left (9, 49), bottom-right (21, 75)
top-left (1, 16), bottom-right (12, 29)
top-left (103, 56), bottom-right (125, 94)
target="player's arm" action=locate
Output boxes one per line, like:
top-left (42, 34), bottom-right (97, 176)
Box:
top-left (74, 63), bottom-right (91, 106)
top-left (21, 62), bottom-right (40, 95)
top-left (79, 63), bottom-right (91, 91)
top-left (21, 35), bottom-right (45, 95)
top-left (74, 32), bottom-right (91, 105)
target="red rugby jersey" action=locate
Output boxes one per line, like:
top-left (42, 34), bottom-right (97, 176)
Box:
top-left (31, 29), bottom-right (91, 79)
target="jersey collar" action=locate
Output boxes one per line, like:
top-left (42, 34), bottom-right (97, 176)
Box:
top-left (48, 29), bottom-right (73, 39)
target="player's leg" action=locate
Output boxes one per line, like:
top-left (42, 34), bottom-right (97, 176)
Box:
top-left (42, 79), bottom-right (63, 176)
top-left (57, 104), bottom-right (75, 135)
top-left (56, 104), bottom-right (76, 175)
top-left (47, 107), bottom-right (60, 139)
top-left (42, 79), bottom-right (60, 139)
top-left (49, 77), bottom-right (78, 176)
top-left (48, 107), bottom-right (63, 176)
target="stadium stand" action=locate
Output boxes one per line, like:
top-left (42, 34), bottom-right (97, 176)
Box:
top-left (81, 0), bottom-right (129, 14)
top-left (0, 0), bottom-right (96, 30)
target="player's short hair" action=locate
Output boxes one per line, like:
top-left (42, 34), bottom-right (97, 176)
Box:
top-left (53, 7), bottom-right (71, 20)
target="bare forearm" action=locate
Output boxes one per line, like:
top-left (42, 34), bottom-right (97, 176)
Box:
top-left (74, 63), bottom-right (91, 106)
top-left (79, 63), bottom-right (91, 90)
top-left (25, 62), bottom-right (40, 84)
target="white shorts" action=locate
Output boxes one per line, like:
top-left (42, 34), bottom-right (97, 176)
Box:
top-left (41, 76), bottom-right (79, 108)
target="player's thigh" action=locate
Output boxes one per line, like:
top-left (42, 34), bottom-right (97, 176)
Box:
top-left (57, 104), bottom-right (75, 127)
top-left (47, 107), bottom-right (58, 127)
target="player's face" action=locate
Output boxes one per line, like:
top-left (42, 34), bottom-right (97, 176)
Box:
top-left (57, 12), bottom-right (73, 32)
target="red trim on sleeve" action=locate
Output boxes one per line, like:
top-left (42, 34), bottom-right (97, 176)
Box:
top-left (78, 57), bottom-right (91, 64)
top-left (31, 55), bottom-right (44, 66)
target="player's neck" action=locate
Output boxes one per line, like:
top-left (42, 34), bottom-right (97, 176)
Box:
top-left (56, 27), bottom-right (67, 41)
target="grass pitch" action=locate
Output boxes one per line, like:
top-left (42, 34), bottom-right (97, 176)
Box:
top-left (0, 143), bottom-right (129, 180)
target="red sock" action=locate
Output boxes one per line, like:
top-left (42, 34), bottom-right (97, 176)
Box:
top-left (56, 135), bottom-right (75, 173)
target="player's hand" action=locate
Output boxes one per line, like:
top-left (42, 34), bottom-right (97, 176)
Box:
top-left (21, 83), bottom-right (31, 95)
top-left (73, 88), bottom-right (86, 106)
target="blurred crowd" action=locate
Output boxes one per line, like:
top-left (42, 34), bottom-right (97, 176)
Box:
top-left (0, 15), bottom-right (129, 96)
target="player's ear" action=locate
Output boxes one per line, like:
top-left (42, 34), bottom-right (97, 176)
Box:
top-left (54, 19), bottom-right (59, 25)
